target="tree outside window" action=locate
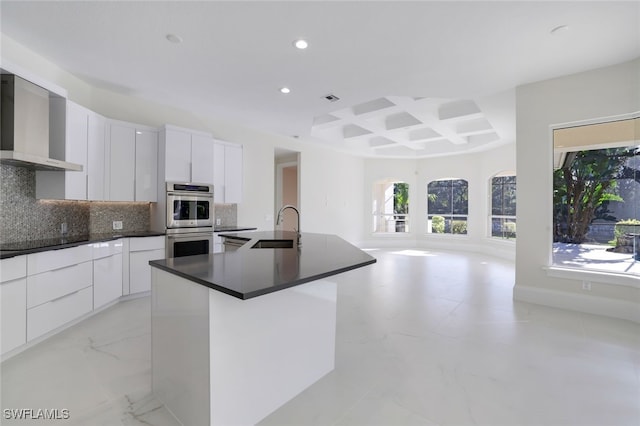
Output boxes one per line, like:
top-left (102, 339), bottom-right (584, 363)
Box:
top-left (491, 175), bottom-right (516, 239)
top-left (552, 117), bottom-right (640, 276)
top-left (427, 179), bottom-right (468, 234)
top-left (373, 180), bottom-right (409, 233)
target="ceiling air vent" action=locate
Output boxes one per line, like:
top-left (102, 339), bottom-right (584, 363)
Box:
top-left (324, 94), bottom-right (340, 102)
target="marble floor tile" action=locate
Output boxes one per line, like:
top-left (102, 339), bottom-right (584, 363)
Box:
top-left (2, 248), bottom-right (639, 426)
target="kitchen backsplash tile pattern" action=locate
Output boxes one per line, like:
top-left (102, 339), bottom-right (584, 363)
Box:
top-left (90, 202), bottom-right (150, 234)
top-left (214, 204), bottom-right (237, 226)
top-left (0, 164), bottom-right (150, 243)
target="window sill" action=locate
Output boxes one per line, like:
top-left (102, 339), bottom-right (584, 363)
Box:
top-left (545, 265), bottom-right (640, 289)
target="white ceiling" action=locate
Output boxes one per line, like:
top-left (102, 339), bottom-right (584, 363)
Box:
top-left (1, 1), bottom-right (638, 158)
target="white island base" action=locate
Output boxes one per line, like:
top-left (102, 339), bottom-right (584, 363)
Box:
top-left (151, 268), bottom-right (337, 426)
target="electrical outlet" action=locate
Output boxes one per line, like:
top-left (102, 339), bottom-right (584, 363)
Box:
top-left (113, 220), bottom-right (123, 230)
top-left (582, 281), bottom-right (592, 291)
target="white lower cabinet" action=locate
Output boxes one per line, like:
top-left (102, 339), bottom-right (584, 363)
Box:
top-left (26, 247), bottom-right (93, 342)
top-left (129, 236), bottom-right (165, 294)
top-left (27, 287), bottom-right (93, 342)
top-left (1, 256), bottom-right (27, 355)
top-left (3, 236), bottom-right (164, 356)
top-left (92, 240), bottom-right (123, 309)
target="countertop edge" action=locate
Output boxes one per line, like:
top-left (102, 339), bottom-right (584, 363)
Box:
top-left (0, 231), bottom-right (166, 259)
top-left (149, 256), bottom-right (377, 300)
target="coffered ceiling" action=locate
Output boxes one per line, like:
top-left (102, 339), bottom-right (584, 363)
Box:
top-left (1, 1), bottom-right (638, 158)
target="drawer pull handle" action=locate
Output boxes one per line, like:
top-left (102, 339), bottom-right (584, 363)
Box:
top-left (49, 289), bottom-right (81, 303)
top-left (48, 265), bottom-right (75, 273)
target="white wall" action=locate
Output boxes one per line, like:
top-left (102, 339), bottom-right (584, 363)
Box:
top-left (0, 34), bottom-right (367, 245)
top-left (515, 58), bottom-right (640, 322)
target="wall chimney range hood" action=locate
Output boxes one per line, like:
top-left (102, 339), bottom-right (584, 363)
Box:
top-left (0, 73), bottom-right (82, 172)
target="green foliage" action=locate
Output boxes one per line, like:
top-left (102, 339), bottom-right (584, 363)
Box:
top-left (553, 147), bottom-right (638, 243)
top-left (503, 221), bottom-right (516, 238)
top-left (614, 219), bottom-right (640, 242)
top-left (452, 220), bottom-right (467, 234)
top-left (431, 215), bottom-right (445, 233)
top-left (393, 183), bottom-right (409, 215)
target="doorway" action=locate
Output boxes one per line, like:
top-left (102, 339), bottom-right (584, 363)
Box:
top-left (275, 148), bottom-right (300, 232)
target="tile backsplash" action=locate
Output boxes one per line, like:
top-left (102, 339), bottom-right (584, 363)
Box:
top-left (1, 164), bottom-right (239, 243)
top-left (0, 164), bottom-right (149, 243)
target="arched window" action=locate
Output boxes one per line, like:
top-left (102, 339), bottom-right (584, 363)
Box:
top-left (491, 174), bottom-right (516, 239)
top-left (427, 179), bottom-right (468, 234)
top-left (372, 180), bottom-right (409, 233)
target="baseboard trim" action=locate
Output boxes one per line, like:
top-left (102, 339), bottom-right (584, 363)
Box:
top-left (514, 284), bottom-right (640, 324)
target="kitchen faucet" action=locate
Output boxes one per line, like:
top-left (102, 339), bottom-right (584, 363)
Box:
top-left (276, 205), bottom-right (301, 247)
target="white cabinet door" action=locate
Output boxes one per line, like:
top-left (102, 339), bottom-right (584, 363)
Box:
top-left (87, 112), bottom-right (106, 200)
top-left (1, 278), bottom-right (27, 354)
top-left (130, 248), bottom-right (165, 294)
top-left (108, 124), bottom-right (136, 201)
top-left (213, 142), bottom-right (242, 203)
top-left (135, 129), bottom-right (158, 202)
top-left (65, 100), bottom-right (89, 200)
top-left (191, 133), bottom-right (215, 184)
top-left (35, 100), bottom-right (88, 200)
top-left (213, 143), bottom-right (225, 203)
top-left (224, 144), bottom-right (243, 204)
top-left (94, 253), bottom-right (123, 309)
top-left (164, 129), bottom-right (192, 182)
top-left (1, 256), bottom-right (27, 355)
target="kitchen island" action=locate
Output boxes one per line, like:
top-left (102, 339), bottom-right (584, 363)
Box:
top-left (149, 231), bottom-right (375, 426)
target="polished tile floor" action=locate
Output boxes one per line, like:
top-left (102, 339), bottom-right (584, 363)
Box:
top-left (1, 248), bottom-right (639, 425)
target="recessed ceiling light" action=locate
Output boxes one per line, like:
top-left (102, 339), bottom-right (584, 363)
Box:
top-left (166, 34), bottom-right (183, 43)
top-left (550, 25), bottom-right (569, 35)
top-left (280, 87), bottom-right (291, 94)
top-left (293, 39), bottom-right (308, 49)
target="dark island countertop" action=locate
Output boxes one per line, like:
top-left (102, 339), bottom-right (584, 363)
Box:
top-left (149, 231), bottom-right (376, 300)
top-left (0, 231), bottom-right (166, 259)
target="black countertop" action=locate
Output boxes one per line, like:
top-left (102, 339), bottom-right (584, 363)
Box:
top-left (0, 231), bottom-right (166, 259)
top-left (149, 231), bottom-right (376, 300)
top-left (213, 226), bottom-right (257, 232)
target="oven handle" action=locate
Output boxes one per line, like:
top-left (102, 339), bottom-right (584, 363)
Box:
top-left (166, 232), bottom-right (214, 241)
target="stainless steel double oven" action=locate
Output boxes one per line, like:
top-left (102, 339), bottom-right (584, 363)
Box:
top-left (165, 182), bottom-right (214, 258)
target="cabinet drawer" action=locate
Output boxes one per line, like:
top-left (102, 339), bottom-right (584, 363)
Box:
top-left (1, 256), bottom-right (27, 283)
top-left (27, 286), bottom-right (93, 342)
top-left (27, 244), bottom-right (92, 276)
top-left (27, 261), bottom-right (92, 308)
top-left (91, 239), bottom-right (123, 260)
top-left (129, 236), bottom-right (165, 252)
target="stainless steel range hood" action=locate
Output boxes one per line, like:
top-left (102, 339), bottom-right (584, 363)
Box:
top-left (0, 73), bottom-right (82, 172)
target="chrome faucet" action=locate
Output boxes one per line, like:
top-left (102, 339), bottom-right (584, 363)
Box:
top-left (276, 204), bottom-right (301, 247)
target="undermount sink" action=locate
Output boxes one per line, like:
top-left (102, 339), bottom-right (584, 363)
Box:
top-left (251, 239), bottom-right (294, 249)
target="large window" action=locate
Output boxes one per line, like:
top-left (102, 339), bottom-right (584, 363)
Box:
top-left (373, 180), bottom-right (409, 233)
top-left (427, 179), bottom-right (468, 234)
top-left (552, 118), bottom-right (640, 275)
top-left (491, 175), bottom-right (516, 239)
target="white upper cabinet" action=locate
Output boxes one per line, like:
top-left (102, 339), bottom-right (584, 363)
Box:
top-left (161, 125), bottom-right (214, 184)
top-left (191, 133), bottom-right (215, 184)
top-left (164, 128), bottom-right (192, 182)
top-left (36, 100), bottom-right (89, 200)
top-left (135, 129), bottom-right (158, 202)
top-left (107, 123), bottom-right (136, 201)
top-left (213, 141), bottom-right (243, 203)
top-left (87, 112), bottom-right (106, 200)
top-left (106, 120), bottom-right (158, 202)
